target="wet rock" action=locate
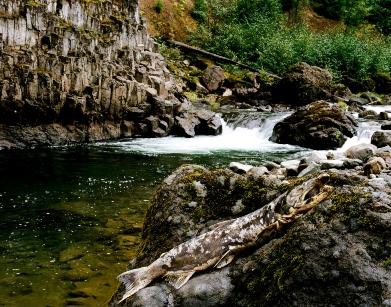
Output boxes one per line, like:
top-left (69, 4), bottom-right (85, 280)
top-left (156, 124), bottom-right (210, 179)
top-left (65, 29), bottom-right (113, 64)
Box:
top-left (345, 144), bottom-right (377, 162)
top-left (111, 165), bottom-right (391, 307)
top-left (371, 131), bottom-right (391, 148)
top-left (195, 109), bottom-right (223, 136)
top-left (174, 115), bottom-right (201, 137)
top-left (379, 112), bottom-right (389, 120)
top-left (229, 162), bottom-right (253, 174)
top-left (364, 157), bottom-right (386, 176)
top-left (201, 66), bottom-right (225, 91)
top-left (304, 151), bottom-right (328, 163)
top-left (320, 159), bottom-right (344, 170)
top-left (381, 122), bottom-right (391, 130)
top-left (359, 109), bottom-right (378, 119)
top-left (270, 101), bottom-right (357, 150)
top-left (247, 166), bottom-right (269, 178)
top-left (274, 62), bottom-right (333, 105)
top-left (348, 96), bottom-right (369, 106)
top-left (130, 286), bottom-right (173, 307)
top-left (298, 162), bottom-right (321, 177)
top-left (280, 159), bottom-right (301, 176)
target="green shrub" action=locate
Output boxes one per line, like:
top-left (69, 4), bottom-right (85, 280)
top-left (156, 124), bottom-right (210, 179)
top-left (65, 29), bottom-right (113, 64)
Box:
top-left (154, 0), bottom-right (164, 14)
top-left (191, 0), bottom-right (208, 22)
top-left (190, 1), bottom-right (391, 80)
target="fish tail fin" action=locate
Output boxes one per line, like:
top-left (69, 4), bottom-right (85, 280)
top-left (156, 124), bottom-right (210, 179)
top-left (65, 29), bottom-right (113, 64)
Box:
top-left (117, 266), bottom-right (151, 303)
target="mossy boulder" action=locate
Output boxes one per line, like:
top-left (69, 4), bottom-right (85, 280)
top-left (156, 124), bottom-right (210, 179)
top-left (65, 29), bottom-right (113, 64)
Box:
top-left (274, 62), bottom-right (333, 105)
top-left (270, 100), bottom-right (358, 150)
top-left (110, 166), bottom-right (391, 307)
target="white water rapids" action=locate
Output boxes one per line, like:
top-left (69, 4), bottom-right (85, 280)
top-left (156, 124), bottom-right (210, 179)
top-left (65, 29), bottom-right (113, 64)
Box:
top-left (98, 106), bottom-right (387, 155)
top-left (102, 113), bottom-right (299, 154)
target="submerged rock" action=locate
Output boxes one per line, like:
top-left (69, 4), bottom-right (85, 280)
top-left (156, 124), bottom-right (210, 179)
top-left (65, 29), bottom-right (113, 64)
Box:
top-left (270, 100), bottom-right (358, 150)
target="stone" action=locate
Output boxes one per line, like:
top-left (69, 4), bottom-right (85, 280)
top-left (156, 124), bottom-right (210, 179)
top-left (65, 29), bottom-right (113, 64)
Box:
top-left (270, 101), bottom-right (358, 150)
top-left (342, 158), bottom-right (363, 169)
top-left (359, 109), bottom-right (378, 119)
top-left (379, 112), bottom-right (389, 120)
top-left (371, 131), bottom-right (391, 148)
top-left (194, 109), bottom-right (223, 136)
top-left (364, 157), bottom-right (386, 176)
top-left (247, 166), bottom-right (269, 178)
top-left (130, 286), bottom-right (173, 307)
top-left (373, 73), bottom-right (391, 94)
top-left (0, 0), bottom-right (223, 148)
top-left (304, 151), bottom-right (328, 163)
top-left (320, 159), bottom-right (344, 170)
top-left (274, 62), bottom-right (333, 105)
top-left (345, 144), bottom-right (377, 162)
top-left (174, 116), bottom-right (201, 138)
top-left (229, 162), bottom-right (253, 174)
top-left (298, 162), bottom-right (321, 177)
top-left (280, 159), bottom-right (301, 176)
top-left (201, 66), bottom-right (225, 91)
top-left (381, 122), bottom-right (391, 130)
top-left (348, 96), bottom-right (369, 106)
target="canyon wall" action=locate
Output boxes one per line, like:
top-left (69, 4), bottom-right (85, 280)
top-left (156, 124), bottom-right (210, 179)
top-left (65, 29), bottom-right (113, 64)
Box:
top-left (0, 0), bottom-right (187, 149)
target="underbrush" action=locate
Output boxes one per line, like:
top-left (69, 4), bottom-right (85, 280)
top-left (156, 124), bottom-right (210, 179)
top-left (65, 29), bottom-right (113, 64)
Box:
top-left (189, 0), bottom-right (391, 80)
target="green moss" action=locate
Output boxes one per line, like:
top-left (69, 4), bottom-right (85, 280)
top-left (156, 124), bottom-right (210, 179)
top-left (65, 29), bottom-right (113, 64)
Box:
top-left (382, 257), bottom-right (391, 269)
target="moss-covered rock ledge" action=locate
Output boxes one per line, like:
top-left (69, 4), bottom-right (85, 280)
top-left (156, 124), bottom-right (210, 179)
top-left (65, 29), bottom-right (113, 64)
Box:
top-left (110, 153), bottom-right (391, 306)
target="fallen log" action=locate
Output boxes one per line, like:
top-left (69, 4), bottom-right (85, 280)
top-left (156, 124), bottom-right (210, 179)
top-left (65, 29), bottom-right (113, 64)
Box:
top-left (167, 39), bottom-right (282, 80)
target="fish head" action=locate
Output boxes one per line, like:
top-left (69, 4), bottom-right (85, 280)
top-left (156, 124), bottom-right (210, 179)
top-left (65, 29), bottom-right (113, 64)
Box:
top-left (285, 173), bottom-right (333, 215)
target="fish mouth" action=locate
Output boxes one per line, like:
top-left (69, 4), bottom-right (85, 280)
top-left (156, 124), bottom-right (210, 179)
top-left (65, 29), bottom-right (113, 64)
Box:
top-left (287, 173), bottom-right (332, 215)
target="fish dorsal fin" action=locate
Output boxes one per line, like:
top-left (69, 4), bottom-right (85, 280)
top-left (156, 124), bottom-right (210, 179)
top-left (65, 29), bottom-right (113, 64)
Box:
top-left (214, 250), bottom-right (236, 269)
top-left (165, 271), bottom-right (195, 289)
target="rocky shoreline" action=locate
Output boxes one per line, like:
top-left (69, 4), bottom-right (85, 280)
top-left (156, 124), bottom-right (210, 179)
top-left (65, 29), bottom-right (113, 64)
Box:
top-left (110, 139), bottom-right (391, 306)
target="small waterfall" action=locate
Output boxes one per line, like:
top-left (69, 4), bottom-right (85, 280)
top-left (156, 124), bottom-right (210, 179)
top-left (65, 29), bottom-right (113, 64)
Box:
top-left (339, 121), bottom-right (381, 152)
top-left (100, 112), bottom-right (298, 154)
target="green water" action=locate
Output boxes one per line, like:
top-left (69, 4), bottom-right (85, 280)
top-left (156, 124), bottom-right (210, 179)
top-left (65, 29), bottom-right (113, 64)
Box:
top-left (0, 145), bottom-right (303, 306)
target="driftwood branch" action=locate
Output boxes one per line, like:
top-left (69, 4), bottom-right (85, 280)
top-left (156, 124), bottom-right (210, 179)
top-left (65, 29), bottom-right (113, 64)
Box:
top-left (167, 40), bottom-right (282, 80)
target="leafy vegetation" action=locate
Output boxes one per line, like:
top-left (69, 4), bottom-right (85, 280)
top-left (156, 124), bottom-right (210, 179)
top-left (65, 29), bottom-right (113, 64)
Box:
top-left (154, 0), bottom-right (164, 14)
top-left (189, 0), bottom-right (391, 80)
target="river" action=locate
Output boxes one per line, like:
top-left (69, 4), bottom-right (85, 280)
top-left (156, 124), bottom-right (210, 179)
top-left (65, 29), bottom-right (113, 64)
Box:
top-left (0, 110), bottom-right (381, 306)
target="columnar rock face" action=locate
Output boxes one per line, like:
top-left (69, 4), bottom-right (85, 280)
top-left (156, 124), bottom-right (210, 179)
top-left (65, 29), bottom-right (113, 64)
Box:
top-left (0, 0), bottom-right (220, 149)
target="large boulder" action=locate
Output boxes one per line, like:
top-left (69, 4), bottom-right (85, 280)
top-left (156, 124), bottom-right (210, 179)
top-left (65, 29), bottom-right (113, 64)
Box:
top-left (274, 62), bottom-right (333, 105)
top-left (201, 66), bottom-right (225, 92)
top-left (110, 164), bottom-right (391, 307)
top-left (372, 131), bottom-right (391, 148)
top-left (174, 109), bottom-right (222, 137)
top-left (270, 101), bottom-right (358, 150)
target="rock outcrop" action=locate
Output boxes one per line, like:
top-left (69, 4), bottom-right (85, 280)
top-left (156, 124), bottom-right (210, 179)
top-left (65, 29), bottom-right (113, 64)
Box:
top-left (270, 100), bottom-right (358, 150)
top-left (274, 62), bottom-right (333, 105)
top-left (0, 0), bottom-right (221, 149)
top-left (111, 146), bottom-right (391, 306)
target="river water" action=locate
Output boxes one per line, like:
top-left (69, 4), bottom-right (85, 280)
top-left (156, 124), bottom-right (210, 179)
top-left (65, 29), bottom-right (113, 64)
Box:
top-left (0, 110), bottom-right (381, 306)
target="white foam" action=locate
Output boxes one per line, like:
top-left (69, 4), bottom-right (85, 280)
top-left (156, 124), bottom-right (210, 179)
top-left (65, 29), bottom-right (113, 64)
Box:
top-left (98, 113), bottom-right (300, 154)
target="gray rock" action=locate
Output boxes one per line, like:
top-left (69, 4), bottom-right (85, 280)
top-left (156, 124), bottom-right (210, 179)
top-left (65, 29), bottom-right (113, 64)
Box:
top-left (130, 286), bottom-right (173, 307)
top-left (381, 122), bottom-right (391, 130)
top-left (178, 268), bottom-right (233, 307)
top-left (364, 157), bottom-right (386, 176)
top-left (345, 144), bottom-right (377, 161)
top-left (342, 158), bottom-right (363, 169)
top-left (175, 116), bottom-right (201, 137)
top-left (274, 62), bottom-right (333, 105)
top-left (247, 166), bottom-right (269, 178)
top-left (304, 151), bottom-right (328, 164)
top-left (298, 162), bottom-right (321, 177)
top-left (372, 131), bottom-right (391, 148)
top-left (229, 162), bottom-right (253, 174)
top-left (270, 101), bottom-right (358, 150)
top-left (201, 66), bottom-right (225, 91)
top-left (320, 159), bottom-right (344, 170)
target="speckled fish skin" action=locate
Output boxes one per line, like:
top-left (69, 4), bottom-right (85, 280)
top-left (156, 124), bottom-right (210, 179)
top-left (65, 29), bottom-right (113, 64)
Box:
top-left (117, 173), bottom-right (332, 303)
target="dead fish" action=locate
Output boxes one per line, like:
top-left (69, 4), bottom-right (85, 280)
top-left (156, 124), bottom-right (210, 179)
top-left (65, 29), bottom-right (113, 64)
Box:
top-left (117, 173), bottom-right (332, 303)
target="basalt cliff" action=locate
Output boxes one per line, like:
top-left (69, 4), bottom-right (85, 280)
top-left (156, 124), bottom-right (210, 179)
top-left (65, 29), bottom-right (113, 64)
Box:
top-left (0, 0), bottom-right (221, 149)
